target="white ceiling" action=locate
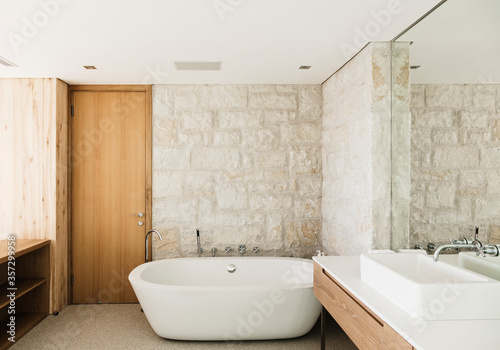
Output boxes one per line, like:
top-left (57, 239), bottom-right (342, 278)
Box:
top-left (0, 0), bottom-right (442, 85)
top-left (399, 0), bottom-right (500, 84)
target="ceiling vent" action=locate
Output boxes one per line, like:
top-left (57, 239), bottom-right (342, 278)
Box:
top-left (299, 65), bottom-right (311, 70)
top-left (0, 56), bottom-right (17, 67)
top-left (175, 61), bottom-right (221, 71)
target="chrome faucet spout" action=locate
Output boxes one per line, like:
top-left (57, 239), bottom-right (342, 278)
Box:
top-left (145, 230), bottom-right (163, 263)
top-left (433, 243), bottom-right (476, 262)
top-left (211, 247), bottom-right (217, 257)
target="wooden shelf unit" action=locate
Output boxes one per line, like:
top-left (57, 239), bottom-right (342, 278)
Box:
top-left (0, 239), bottom-right (50, 350)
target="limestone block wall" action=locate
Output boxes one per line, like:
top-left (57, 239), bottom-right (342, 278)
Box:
top-left (391, 42), bottom-right (412, 251)
top-left (152, 85), bottom-right (322, 259)
top-left (322, 43), bottom-right (392, 255)
top-left (409, 84), bottom-right (500, 246)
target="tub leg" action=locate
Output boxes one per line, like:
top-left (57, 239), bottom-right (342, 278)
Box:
top-left (321, 306), bottom-right (325, 350)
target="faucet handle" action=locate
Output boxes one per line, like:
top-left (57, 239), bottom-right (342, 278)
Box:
top-left (473, 239), bottom-right (485, 257)
top-left (481, 245), bottom-right (500, 257)
top-left (450, 237), bottom-right (471, 245)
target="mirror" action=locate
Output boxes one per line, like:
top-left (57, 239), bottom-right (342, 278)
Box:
top-left (391, 0), bottom-right (500, 251)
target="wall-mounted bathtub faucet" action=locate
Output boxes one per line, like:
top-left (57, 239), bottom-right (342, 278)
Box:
top-left (225, 247), bottom-right (231, 253)
top-left (145, 230), bottom-right (163, 263)
top-left (427, 243), bottom-right (436, 252)
top-left (211, 247), bottom-right (217, 257)
top-left (196, 229), bottom-right (203, 257)
top-left (253, 247), bottom-right (259, 254)
top-left (238, 245), bottom-right (246, 254)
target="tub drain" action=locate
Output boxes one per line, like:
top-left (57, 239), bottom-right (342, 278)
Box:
top-left (227, 264), bottom-right (236, 273)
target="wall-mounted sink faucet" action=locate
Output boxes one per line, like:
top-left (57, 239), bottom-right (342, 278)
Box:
top-left (433, 243), bottom-right (478, 262)
top-left (433, 227), bottom-right (494, 262)
top-left (211, 247), bottom-right (217, 257)
top-left (145, 229), bottom-right (163, 263)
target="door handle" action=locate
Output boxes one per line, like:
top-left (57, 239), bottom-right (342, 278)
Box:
top-left (130, 212), bottom-right (144, 217)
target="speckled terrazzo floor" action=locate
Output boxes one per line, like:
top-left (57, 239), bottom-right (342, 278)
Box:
top-left (11, 304), bottom-right (358, 349)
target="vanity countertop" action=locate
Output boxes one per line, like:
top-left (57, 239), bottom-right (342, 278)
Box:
top-left (313, 255), bottom-right (500, 350)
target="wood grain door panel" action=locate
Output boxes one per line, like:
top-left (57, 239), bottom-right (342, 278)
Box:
top-left (72, 89), bottom-right (148, 303)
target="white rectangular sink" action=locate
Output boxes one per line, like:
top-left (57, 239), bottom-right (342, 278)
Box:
top-left (360, 253), bottom-right (500, 320)
top-left (458, 252), bottom-right (500, 281)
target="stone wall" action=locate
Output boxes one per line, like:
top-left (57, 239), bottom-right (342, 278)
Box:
top-left (391, 42), bottom-right (412, 251)
top-left (152, 85), bottom-right (322, 259)
top-left (409, 84), bottom-right (500, 246)
top-left (322, 43), bottom-right (392, 255)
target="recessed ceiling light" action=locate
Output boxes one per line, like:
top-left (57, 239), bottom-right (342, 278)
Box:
top-left (299, 66), bottom-right (311, 70)
top-left (175, 61), bottom-right (221, 71)
top-left (410, 65), bottom-right (421, 70)
top-left (0, 56), bottom-right (17, 67)
top-left (84, 65), bottom-right (97, 70)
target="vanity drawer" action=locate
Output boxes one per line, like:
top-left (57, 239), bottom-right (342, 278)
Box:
top-left (314, 263), bottom-right (413, 350)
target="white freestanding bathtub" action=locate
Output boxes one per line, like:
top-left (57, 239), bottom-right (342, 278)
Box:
top-left (129, 257), bottom-right (321, 341)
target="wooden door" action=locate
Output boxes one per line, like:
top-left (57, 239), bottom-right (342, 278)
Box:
top-left (71, 86), bottom-right (151, 303)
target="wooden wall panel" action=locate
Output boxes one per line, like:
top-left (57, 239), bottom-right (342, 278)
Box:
top-left (0, 78), bottom-right (69, 314)
top-left (0, 78), bottom-right (54, 237)
top-left (54, 79), bottom-right (69, 311)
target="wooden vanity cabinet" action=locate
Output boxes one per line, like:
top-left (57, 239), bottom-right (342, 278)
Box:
top-left (0, 239), bottom-right (50, 349)
top-left (314, 263), bottom-right (415, 350)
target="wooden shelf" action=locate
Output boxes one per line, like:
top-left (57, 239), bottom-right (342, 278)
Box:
top-left (0, 240), bottom-right (50, 264)
top-left (0, 279), bottom-right (47, 309)
top-left (0, 240), bottom-right (49, 349)
top-left (0, 312), bottom-right (46, 350)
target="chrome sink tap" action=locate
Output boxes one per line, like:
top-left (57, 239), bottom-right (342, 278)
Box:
top-left (432, 243), bottom-right (478, 262)
top-left (433, 227), bottom-right (482, 262)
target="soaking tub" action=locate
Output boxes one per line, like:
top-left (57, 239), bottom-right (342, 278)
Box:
top-left (129, 257), bottom-right (321, 341)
